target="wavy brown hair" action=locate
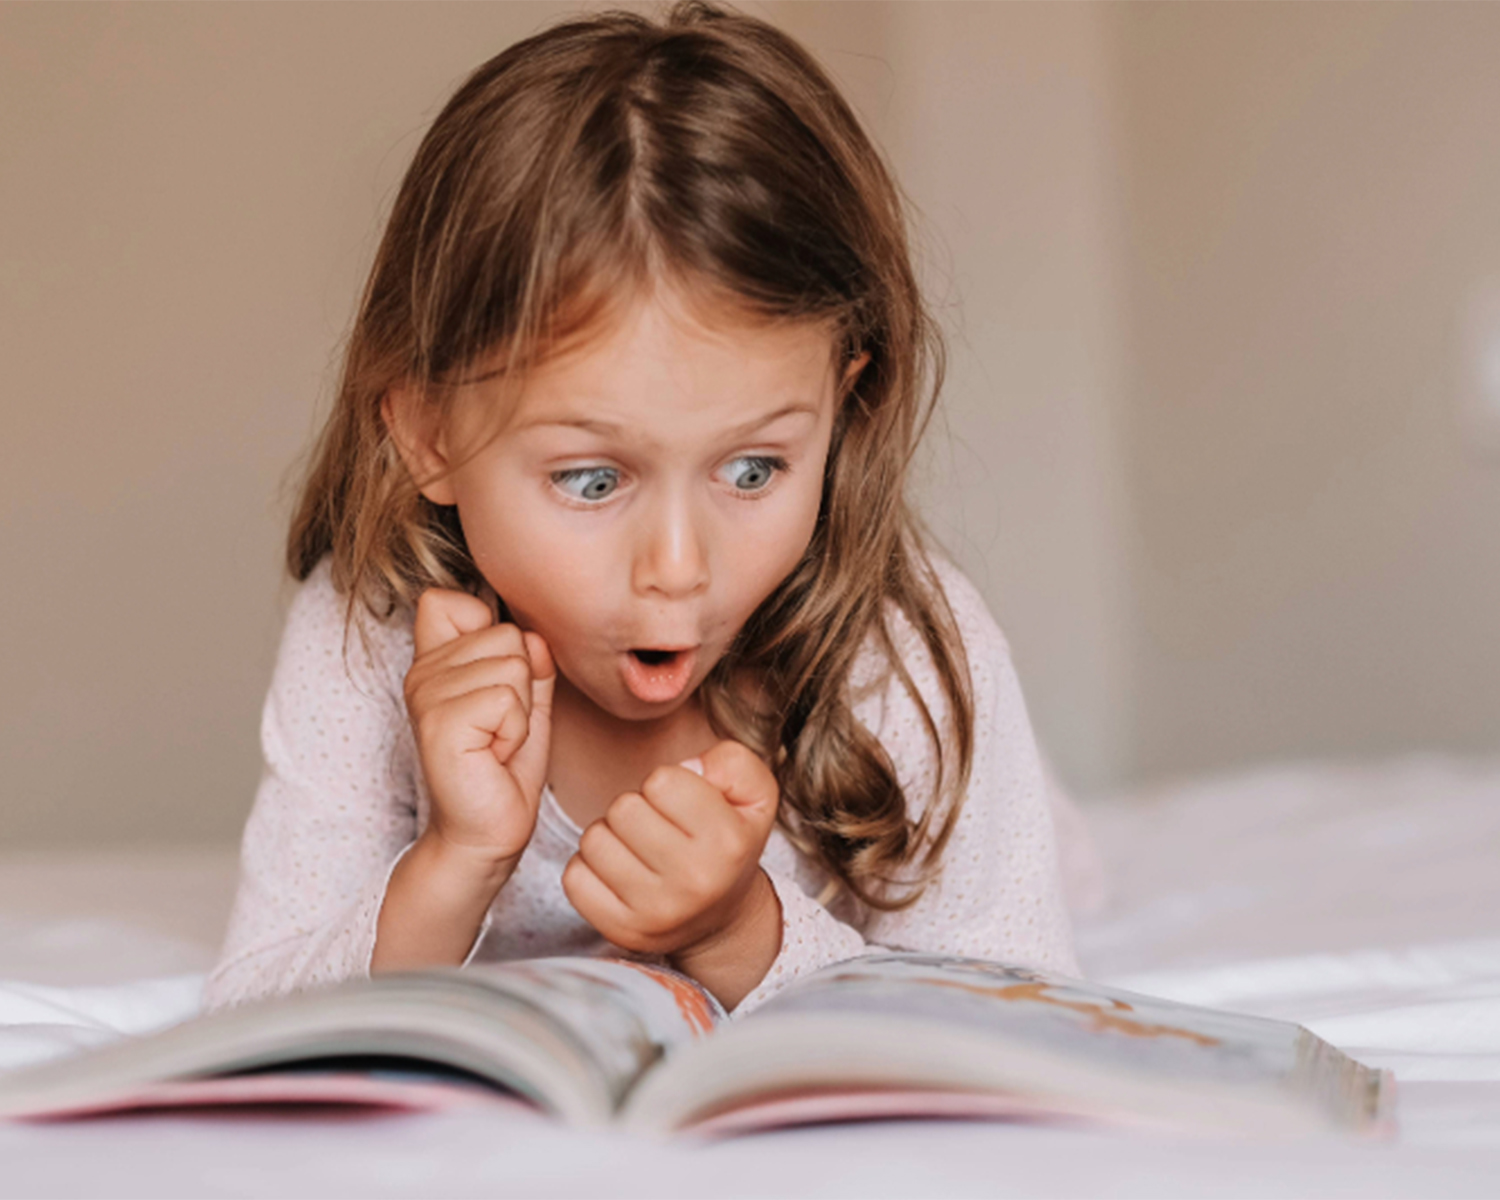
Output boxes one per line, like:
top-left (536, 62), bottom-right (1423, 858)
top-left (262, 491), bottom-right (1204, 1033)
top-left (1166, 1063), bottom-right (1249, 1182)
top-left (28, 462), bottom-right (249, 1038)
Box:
top-left (287, 1), bottom-right (973, 915)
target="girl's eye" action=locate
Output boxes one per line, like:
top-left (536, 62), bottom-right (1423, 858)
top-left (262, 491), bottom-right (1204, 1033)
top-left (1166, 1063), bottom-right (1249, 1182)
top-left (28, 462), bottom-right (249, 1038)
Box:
top-left (721, 455), bottom-right (785, 493)
top-left (551, 466), bottom-right (620, 502)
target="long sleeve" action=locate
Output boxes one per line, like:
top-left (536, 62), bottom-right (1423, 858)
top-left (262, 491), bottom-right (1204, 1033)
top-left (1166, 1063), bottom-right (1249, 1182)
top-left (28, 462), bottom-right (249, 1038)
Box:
top-left (202, 561), bottom-right (422, 1011)
top-left (733, 557), bottom-right (1078, 1015)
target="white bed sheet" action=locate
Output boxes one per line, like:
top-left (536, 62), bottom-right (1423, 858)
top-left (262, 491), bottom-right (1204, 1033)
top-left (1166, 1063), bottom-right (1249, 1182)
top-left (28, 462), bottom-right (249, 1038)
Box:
top-left (2, 754), bottom-right (1498, 1198)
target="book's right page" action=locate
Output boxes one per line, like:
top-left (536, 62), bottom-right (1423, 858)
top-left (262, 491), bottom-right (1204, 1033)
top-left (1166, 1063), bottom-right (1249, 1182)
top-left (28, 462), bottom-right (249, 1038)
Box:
top-left (623, 953), bottom-right (1394, 1138)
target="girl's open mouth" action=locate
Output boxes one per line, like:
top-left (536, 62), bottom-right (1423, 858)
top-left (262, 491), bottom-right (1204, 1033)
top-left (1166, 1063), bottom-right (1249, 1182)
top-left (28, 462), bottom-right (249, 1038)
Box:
top-left (621, 647), bottom-right (698, 704)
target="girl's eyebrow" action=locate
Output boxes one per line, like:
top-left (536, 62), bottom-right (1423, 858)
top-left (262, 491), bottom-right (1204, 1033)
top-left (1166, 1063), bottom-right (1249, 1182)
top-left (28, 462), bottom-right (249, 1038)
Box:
top-left (519, 402), bottom-right (822, 439)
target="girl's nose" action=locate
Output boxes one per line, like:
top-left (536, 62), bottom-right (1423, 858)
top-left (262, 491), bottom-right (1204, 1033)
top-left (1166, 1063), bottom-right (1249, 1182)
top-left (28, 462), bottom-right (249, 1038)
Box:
top-left (632, 494), bottom-right (710, 600)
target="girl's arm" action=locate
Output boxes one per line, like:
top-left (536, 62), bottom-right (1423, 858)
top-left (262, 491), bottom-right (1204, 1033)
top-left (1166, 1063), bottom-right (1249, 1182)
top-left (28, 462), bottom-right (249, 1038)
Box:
top-left (203, 561), bottom-right (463, 1011)
top-left (731, 556), bottom-right (1079, 1015)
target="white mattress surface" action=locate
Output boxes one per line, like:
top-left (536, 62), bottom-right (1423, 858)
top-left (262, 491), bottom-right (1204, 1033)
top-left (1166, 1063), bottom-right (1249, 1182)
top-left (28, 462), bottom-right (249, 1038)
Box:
top-left (2, 754), bottom-right (1498, 1198)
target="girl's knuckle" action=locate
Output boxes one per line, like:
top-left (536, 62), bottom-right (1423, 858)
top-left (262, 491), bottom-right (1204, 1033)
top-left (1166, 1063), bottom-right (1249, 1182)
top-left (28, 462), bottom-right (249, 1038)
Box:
top-left (403, 671), bottom-right (428, 709)
top-left (561, 859), bottom-right (588, 901)
top-left (610, 791), bottom-right (646, 825)
top-left (579, 823), bottom-right (609, 858)
top-left (487, 685), bottom-right (518, 722)
top-left (642, 765), bottom-right (676, 796)
top-left (682, 868), bottom-right (716, 905)
top-left (708, 828), bottom-right (740, 864)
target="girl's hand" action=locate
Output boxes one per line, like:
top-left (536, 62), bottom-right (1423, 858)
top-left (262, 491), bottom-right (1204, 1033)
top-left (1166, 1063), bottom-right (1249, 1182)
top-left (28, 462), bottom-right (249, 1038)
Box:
top-left (562, 741), bottom-right (783, 1005)
top-left (404, 588), bottom-right (556, 869)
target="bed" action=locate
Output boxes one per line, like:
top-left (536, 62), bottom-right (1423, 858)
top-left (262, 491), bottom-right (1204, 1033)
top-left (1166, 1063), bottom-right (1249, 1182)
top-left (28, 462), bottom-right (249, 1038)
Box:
top-left (2, 753), bottom-right (1498, 1198)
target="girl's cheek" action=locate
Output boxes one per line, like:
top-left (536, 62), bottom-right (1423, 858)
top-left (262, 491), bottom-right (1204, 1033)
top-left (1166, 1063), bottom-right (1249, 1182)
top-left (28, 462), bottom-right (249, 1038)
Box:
top-left (737, 511), bottom-right (818, 612)
top-left (466, 537), bottom-right (516, 599)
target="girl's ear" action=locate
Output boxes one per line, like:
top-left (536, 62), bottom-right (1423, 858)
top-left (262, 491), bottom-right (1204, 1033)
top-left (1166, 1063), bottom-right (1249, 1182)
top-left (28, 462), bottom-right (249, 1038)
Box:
top-left (839, 350), bottom-right (872, 400)
top-left (381, 383), bottom-right (459, 507)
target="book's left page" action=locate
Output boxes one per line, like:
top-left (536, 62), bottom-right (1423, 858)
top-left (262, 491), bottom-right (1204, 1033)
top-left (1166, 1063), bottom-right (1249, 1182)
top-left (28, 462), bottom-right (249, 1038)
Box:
top-left (0, 956), bottom-right (723, 1127)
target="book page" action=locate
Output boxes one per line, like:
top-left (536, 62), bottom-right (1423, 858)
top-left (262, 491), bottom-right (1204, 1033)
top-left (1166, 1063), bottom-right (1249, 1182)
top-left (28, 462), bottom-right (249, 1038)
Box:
top-left (757, 954), bottom-right (1302, 1086)
top-left (0, 956), bottom-right (724, 1126)
top-left (623, 953), bottom-right (1391, 1136)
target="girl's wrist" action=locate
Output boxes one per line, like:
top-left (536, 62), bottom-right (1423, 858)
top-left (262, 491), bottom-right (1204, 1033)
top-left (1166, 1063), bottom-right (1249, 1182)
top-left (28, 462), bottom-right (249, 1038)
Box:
top-left (670, 869), bottom-right (783, 1010)
top-left (416, 826), bottom-right (523, 894)
top-left (371, 831), bottom-right (520, 973)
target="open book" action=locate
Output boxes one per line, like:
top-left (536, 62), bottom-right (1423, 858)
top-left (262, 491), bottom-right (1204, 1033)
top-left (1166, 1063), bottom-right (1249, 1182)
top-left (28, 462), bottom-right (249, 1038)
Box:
top-left (0, 953), bottom-right (1393, 1138)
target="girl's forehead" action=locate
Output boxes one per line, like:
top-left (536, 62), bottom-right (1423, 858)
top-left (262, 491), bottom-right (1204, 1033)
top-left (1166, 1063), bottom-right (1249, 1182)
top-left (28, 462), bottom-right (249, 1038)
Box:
top-left (488, 286), bottom-right (842, 434)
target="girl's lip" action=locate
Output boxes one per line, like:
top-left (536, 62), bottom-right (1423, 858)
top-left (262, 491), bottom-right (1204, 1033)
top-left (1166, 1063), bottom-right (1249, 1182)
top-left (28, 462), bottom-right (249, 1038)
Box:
top-left (620, 647), bottom-right (699, 704)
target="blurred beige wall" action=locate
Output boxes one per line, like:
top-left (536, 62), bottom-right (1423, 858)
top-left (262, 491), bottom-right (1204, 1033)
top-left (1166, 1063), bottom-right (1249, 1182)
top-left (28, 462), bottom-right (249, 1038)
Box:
top-left (1, 3), bottom-right (1496, 848)
top-left (878, 3), bottom-right (1134, 795)
top-left (1110, 3), bottom-right (1500, 780)
top-left (0, 3), bottom-right (603, 846)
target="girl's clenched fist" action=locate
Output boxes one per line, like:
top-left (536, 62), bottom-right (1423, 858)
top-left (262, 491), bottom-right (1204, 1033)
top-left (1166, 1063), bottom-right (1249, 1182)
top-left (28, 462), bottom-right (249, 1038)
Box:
top-left (404, 587), bottom-right (555, 868)
top-left (561, 740), bottom-right (783, 1002)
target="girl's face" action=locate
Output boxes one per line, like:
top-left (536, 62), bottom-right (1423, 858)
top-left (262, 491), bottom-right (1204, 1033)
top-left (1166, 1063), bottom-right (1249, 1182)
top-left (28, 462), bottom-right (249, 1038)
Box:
top-left (390, 283), bottom-right (864, 724)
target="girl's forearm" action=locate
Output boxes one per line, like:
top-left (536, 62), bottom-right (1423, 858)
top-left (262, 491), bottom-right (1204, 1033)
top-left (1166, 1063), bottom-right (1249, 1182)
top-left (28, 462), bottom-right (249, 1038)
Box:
top-left (670, 870), bottom-right (783, 1011)
top-left (370, 832), bottom-right (517, 973)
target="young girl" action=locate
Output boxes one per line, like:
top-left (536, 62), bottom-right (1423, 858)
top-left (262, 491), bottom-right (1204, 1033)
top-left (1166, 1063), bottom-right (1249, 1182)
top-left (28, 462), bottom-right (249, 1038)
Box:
top-left (205, 1), bottom-right (1079, 1017)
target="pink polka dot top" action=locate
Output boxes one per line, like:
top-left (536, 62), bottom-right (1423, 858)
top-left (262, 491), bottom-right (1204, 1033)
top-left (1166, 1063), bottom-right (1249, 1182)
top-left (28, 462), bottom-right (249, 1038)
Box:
top-left (204, 554), bottom-right (1078, 1016)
